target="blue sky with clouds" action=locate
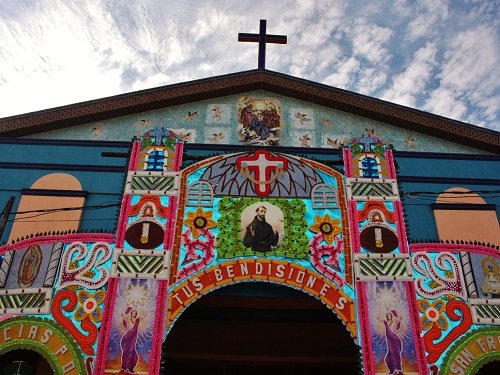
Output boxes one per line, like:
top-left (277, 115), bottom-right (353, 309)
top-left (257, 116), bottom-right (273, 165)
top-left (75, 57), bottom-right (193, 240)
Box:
top-left (1, 0), bottom-right (499, 130)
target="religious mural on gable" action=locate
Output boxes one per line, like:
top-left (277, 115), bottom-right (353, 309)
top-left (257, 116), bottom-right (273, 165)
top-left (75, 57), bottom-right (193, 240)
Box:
top-left (29, 88), bottom-right (486, 154)
top-left (170, 127), bottom-right (195, 143)
top-left (289, 107), bottom-right (316, 147)
top-left (182, 111), bottom-right (198, 121)
top-left (205, 127), bottom-right (229, 144)
top-left (319, 117), bottom-right (349, 149)
top-left (322, 134), bottom-right (350, 148)
top-left (237, 97), bottom-right (282, 146)
top-left (206, 104), bottom-right (231, 124)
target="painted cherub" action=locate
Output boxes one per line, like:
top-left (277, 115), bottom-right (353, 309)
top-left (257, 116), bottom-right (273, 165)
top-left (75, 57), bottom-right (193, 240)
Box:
top-left (212, 106), bottom-right (223, 121)
top-left (295, 112), bottom-right (311, 125)
top-left (183, 111), bottom-right (198, 121)
top-left (299, 133), bottom-right (312, 147)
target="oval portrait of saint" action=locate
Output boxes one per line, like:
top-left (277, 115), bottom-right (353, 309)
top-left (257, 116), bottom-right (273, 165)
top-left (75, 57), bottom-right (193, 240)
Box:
top-left (18, 245), bottom-right (43, 288)
top-left (241, 203), bottom-right (284, 253)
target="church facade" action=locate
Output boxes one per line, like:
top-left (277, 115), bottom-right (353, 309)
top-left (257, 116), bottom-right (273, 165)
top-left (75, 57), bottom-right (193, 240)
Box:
top-left (0, 70), bottom-right (499, 374)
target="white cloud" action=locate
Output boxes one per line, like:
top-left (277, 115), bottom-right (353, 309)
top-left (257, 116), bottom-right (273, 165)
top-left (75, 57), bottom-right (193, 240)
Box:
top-left (0, 0), bottom-right (498, 130)
top-left (407, 0), bottom-right (450, 40)
top-left (357, 68), bottom-right (388, 95)
top-left (425, 25), bottom-right (499, 125)
top-left (438, 26), bottom-right (498, 93)
top-left (425, 87), bottom-right (468, 120)
top-left (349, 19), bottom-right (393, 63)
top-left (323, 57), bottom-right (360, 88)
top-left (382, 42), bottom-right (437, 107)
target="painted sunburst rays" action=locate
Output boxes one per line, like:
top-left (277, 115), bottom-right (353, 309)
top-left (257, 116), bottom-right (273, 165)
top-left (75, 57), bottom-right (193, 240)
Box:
top-left (309, 213), bottom-right (342, 244)
top-left (183, 207), bottom-right (217, 238)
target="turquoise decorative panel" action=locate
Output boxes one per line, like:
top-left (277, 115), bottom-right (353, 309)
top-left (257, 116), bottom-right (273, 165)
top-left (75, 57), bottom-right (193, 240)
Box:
top-left (30, 91), bottom-right (485, 154)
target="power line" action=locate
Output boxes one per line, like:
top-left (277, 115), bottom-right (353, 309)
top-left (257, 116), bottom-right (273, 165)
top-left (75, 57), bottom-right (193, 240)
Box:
top-left (403, 189), bottom-right (500, 196)
top-left (8, 218), bottom-right (118, 223)
top-left (0, 188), bottom-right (122, 196)
top-left (6, 202), bottom-right (121, 221)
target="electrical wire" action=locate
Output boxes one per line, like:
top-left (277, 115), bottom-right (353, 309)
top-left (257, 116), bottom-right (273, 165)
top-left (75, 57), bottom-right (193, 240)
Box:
top-left (0, 187), bottom-right (498, 225)
top-left (9, 218), bottom-right (117, 223)
top-left (4, 202), bottom-right (121, 223)
top-left (0, 188), bottom-right (122, 196)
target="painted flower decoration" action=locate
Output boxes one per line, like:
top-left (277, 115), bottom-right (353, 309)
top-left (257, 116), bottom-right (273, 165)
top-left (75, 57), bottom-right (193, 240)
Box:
top-left (74, 289), bottom-right (105, 323)
top-left (418, 299), bottom-right (449, 331)
top-left (184, 208), bottom-right (217, 238)
top-left (309, 214), bottom-right (342, 244)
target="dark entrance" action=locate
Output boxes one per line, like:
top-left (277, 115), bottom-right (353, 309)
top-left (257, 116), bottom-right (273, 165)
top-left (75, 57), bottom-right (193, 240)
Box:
top-left (0, 349), bottom-right (54, 375)
top-left (161, 283), bottom-right (360, 375)
top-left (476, 360), bottom-right (500, 374)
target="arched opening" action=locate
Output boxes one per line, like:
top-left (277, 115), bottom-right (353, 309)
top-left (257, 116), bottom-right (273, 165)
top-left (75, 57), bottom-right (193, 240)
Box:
top-left (161, 283), bottom-right (360, 374)
top-left (0, 349), bottom-right (54, 375)
top-left (476, 360), bottom-right (500, 374)
top-left (433, 187), bottom-right (500, 245)
top-left (8, 173), bottom-right (85, 243)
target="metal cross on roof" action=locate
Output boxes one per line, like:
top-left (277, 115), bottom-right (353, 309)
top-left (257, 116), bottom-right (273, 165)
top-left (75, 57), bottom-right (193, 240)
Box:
top-left (238, 20), bottom-right (287, 70)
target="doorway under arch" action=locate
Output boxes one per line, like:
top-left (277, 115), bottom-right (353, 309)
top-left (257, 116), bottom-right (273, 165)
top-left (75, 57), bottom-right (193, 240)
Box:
top-left (161, 283), bottom-right (360, 374)
top-left (476, 360), bottom-right (500, 374)
top-left (0, 349), bottom-right (54, 375)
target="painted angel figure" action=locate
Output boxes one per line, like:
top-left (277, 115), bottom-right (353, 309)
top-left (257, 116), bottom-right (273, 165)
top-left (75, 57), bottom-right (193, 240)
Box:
top-left (377, 308), bottom-right (404, 375)
top-left (120, 307), bottom-right (147, 373)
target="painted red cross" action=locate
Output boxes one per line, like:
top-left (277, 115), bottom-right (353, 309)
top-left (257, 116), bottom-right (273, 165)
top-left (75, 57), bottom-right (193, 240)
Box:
top-left (236, 150), bottom-right (288, 196)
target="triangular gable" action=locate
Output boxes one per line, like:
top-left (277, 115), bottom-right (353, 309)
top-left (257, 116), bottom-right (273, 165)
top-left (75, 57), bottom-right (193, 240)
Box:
top-left (1, 70), bottom-right (499, 153)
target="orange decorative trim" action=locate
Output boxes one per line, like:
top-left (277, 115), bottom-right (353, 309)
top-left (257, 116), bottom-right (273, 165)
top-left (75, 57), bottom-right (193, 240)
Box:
top-left (128, 195), bottom-right (169, 218)
top-left (357, 201), bottom-right (396, 223)
top-left (167, 259), bottom-right (357, 339)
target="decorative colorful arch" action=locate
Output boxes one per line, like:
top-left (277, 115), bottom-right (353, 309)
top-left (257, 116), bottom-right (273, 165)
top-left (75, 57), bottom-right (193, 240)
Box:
top-left (440, 327), bottom-right (500, 374)
top-left (166, 258), bottom-right (357, 340)
top-left (0, 316), bottom-right (87, 375)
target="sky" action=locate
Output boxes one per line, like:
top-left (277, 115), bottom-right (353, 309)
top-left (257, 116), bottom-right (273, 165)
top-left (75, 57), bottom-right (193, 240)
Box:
top-left (0, 0), bottom-right (499, 131)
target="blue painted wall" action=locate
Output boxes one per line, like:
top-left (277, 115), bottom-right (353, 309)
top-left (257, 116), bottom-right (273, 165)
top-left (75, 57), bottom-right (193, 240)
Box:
top-left (0, 139), bottom-right (130, 243)
top-left (395, 152), bottom-right (500, 242)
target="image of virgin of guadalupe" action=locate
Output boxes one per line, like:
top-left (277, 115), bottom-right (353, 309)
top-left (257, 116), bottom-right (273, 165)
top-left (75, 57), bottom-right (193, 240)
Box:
top-left (18, 245), bottom-right (43, 288)
top-left (120, 307), bottom-right (147, 374)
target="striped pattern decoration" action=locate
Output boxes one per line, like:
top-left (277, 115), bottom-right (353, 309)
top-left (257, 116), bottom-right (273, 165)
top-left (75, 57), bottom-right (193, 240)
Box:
top-left (131, 175), bottom-right (175, 192)
top-left (43, 242), bottom-right (63, 287)
top-left (355, 254), bottom-right (412, 281)
top-left (0, 289), bottom-right (51, 313)
top-left (459, 251), bottom-right (478, 298)
top-left (0, 251), bottom-right (13, 287)
top-left (117, 254), bottom-right (164, 274)
top-left (114, 253), bottom-right (168, 279)
top-left (125, 171), bottom-right (180, 195)
top-left (351, 182), bottom-right (394, 198)
top-left (475, 305), bottom-right (500, 320)
top-left (346, 178), bottom-right (399, 201)
top-left (471, 300), bottom-right (500, 324)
